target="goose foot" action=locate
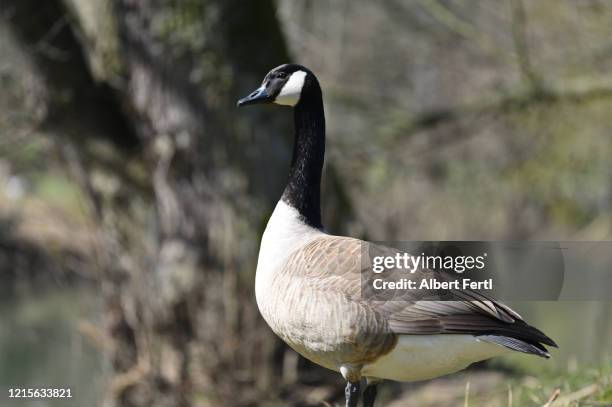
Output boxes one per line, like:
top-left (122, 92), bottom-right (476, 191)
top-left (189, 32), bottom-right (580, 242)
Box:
top-left (345, 381), bottom-right (360, 407)
top-left (362, 382), bottom-right (378, 407)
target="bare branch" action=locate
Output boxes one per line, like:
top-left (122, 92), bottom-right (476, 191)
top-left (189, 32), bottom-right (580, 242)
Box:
top-left (509, 0), bottom-right (540, 89)
top-left (390, 77), bottom-right (612, 139)
top-left (418, 0), bottom-right (513, 61)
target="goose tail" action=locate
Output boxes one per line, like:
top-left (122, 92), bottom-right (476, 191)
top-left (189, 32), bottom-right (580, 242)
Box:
top-left (477, 332), bottom-right (555, 358)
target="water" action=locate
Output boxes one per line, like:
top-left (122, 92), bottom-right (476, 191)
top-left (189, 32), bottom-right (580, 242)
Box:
top-left (0, 283), bottom-right (105, 406)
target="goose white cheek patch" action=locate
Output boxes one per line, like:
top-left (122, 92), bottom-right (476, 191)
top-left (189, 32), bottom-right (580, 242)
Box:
top-left (274, 70), bottom-right (307, 106)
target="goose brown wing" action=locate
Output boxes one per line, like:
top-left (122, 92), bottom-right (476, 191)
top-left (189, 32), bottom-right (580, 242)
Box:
top-left (285, 235), bottom-right (557, 351)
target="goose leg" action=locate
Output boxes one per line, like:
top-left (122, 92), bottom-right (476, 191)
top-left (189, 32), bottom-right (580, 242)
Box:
top-left (345, 381), bottom-right (360, 407)
top-left (362, 383), bottom-right (378, 407)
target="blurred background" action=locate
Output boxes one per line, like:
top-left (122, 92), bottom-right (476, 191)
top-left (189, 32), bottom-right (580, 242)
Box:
top-left (0, 0), bottom-right (611, 406)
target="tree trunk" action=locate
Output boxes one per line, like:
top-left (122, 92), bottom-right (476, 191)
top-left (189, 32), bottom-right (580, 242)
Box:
top-left (3, 0), bottom-right (295, 405)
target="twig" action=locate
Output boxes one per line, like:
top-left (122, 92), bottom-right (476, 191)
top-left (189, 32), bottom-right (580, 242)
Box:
top-left (542, 388), bottom-right (560, 407)
top-left (30, 14), bottom-right (71, 61)
top-left (508, 384), bottom-right (513, 407)
top-left (417, 0), bottom-right (509, 61)
top-left (78, 320), bottom-right (113, 352)
top-left (550, 384), bottom-right (599, 406)
top-left (509, 0), bottom-right (540, 89)
top-left (389, 77), bottom-right (612, 140)
top-left (110, 360), bottom-right (150, 396)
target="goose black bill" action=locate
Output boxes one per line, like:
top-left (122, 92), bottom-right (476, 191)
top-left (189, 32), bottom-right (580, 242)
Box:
top-left (237, 86), bottom-right (272, 106)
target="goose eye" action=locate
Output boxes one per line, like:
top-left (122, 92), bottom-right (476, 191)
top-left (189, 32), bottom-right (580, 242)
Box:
top-left (277, 72), bottom-right (287, 79)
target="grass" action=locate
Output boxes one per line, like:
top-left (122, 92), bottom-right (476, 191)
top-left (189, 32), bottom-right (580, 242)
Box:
top-left (463, 361), bottom-right (612, 407)
top-left (375, 359), bottom-right (611, 407)
top-left (515, 364), bottom-right (611, 406)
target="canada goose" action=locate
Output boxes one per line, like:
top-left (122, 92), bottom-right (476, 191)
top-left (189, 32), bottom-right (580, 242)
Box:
top-left (237, 64), bottom-right (557, 407)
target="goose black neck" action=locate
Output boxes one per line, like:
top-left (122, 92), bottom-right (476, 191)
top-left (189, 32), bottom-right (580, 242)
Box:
top-left (281, 85), bottom-right (325, 228)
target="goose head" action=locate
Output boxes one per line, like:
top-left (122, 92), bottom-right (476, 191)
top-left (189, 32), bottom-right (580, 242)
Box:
top-left (237, 64), bottom-right (317, 108)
